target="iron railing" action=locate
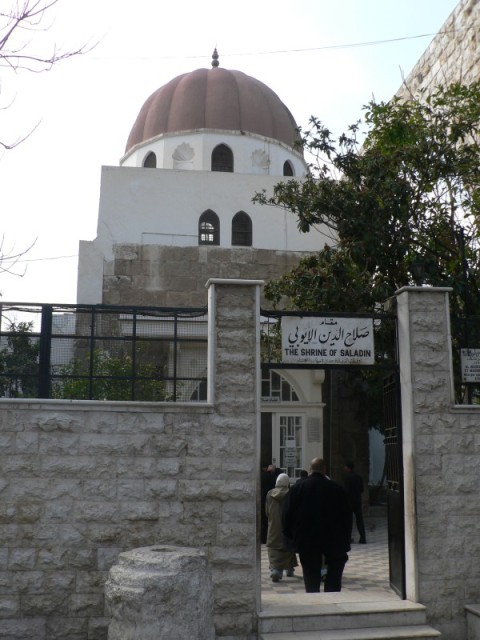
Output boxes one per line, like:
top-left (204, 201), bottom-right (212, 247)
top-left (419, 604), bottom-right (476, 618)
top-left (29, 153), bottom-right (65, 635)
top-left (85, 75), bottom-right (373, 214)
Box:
top-left (0, 303), bottom-right (208, 402)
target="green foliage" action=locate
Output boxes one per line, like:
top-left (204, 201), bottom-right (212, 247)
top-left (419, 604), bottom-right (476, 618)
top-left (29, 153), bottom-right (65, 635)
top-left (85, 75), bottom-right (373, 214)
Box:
top-left (52, 349), bottom-right (170, 402)
top-left (256, 81), bottom-right (480, 410)
top-left (0, 320), bottom-right (175, 402)
top-left (264, 246), bottom-right (375, 313)
top-left (255, 81), bottom-right (480, 317)
top-left (0, 321), bottom-right (40, 398)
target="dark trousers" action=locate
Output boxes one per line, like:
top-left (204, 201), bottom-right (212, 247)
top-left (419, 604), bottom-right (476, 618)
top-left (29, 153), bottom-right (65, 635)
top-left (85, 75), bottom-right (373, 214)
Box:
top-left (351, 501), bottom-right (366, 542)
top-left (324, 554), bottom-right (348, 592)
top-left (261, 512), bottom-right (268, 544)
top-left (299, 549), bottom-right (348, 592)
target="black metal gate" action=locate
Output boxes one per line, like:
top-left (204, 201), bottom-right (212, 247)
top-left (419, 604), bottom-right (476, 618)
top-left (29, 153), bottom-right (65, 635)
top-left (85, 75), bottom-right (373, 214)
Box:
top-left (383, 371), bottom-right (406, 598)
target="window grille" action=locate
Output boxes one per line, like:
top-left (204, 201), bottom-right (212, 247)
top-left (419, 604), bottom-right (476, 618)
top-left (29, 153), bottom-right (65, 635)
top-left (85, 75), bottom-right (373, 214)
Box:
top-left (261, 369), bottom-right (299, 401)
top-left (199, 210), bottom-right (220, 245)
top-left (232, 211), bottom-right (252, 246)
top-left (0, 303), bottom-right (208, 402)
top-left (211, 144), bottom-right (233, 172)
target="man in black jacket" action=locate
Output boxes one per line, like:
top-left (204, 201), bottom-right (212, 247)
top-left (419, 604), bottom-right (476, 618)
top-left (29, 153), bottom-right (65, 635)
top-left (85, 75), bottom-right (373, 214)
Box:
top-left (282, 458), bottom-right (351, 592)
top-left (344, 460), bottom-right (367, 544)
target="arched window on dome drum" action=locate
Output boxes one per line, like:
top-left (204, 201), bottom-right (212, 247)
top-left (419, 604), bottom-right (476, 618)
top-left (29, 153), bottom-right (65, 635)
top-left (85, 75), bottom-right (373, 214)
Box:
top-left (283, 160), bottom-right (294, 176)
top-left (232, 211), bottom-right (252, 247)
top-left (211, 144), bottom-right (233, 172)
top-left (199, 210), bottom-right (220, 245)
top-left (143, 152), bottom-right (157, 168)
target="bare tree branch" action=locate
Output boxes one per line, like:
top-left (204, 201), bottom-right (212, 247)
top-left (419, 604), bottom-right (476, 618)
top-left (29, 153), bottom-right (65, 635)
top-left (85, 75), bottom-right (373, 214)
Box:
top-left (0, 1), bottom-right (95, 148)
top-left (0, 1), bottom-right (94, 279)
top-left (0, 236), bottom-right (37, 279)
top-left (0, 120), bottom-right (40, 149)
top-left (0, 0), bottom-right (94, 74)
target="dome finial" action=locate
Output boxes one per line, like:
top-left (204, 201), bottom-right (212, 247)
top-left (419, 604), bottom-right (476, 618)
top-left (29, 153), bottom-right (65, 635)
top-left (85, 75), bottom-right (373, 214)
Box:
top-left (211, 48), bottom-right (219, 68)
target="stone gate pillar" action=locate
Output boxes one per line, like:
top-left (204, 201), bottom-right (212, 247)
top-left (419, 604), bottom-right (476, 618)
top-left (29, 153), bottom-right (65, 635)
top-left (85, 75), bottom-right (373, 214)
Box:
top-left (395, 286), bottom-right (453, 604)
top-left (206, 278), bottom-right (263, 638)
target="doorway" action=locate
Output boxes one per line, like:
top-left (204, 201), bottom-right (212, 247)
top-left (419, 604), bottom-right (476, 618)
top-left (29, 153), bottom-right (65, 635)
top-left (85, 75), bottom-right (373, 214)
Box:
top-left (262, 412), bottom-right (305, 479)
top-left (260, 368), bottom-right (401, 601)
top-left (259, 309), bottom-right (404, 599)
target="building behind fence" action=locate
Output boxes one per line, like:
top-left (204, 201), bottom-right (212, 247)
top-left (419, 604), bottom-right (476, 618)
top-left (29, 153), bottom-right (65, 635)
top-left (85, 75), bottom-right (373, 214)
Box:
top-left (0, 303), bottom-right (207, 402)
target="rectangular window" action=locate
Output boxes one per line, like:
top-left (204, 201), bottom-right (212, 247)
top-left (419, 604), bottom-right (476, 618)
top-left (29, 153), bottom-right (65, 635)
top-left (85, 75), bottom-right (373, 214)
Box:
top-left (279, 415), bottom-right (303, 479)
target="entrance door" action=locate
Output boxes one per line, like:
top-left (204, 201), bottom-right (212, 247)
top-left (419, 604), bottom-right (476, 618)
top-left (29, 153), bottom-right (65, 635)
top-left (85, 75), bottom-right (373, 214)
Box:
top-left (273, 414), bottom-right (303, 480)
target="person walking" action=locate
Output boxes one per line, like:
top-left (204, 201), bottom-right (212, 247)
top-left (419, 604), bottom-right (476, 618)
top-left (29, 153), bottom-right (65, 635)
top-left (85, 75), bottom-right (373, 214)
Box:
top-left (282, 458), bottom-right (351, 592)
top-left (260, 464), bottom-right (277, 544)
top-left (344, 460), bottom-right (367, 544)
top-left (265, 473), bottom-right (298, 582)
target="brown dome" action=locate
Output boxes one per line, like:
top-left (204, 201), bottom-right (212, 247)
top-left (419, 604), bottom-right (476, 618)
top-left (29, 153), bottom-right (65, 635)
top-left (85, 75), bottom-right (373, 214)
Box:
top-left (125, 66), bottom-right (299, 153)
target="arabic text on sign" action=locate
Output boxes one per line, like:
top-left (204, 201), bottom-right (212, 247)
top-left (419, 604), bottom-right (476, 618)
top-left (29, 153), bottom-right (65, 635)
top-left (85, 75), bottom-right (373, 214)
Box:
top-left (281, 316), bottom-right (375, 365)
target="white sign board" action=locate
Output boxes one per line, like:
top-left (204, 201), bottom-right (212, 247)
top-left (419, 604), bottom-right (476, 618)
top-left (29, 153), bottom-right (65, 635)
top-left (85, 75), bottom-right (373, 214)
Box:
top-left (282, 316), bottom-right (375, 365)
top-left (284, 439), bottom-right (297, 466)
top-left (461, 349), bottom-right (480, 382)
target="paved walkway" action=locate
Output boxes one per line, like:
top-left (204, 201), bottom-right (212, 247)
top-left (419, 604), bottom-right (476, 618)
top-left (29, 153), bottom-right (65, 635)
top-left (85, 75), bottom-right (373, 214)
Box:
top-left (261, 514), bottom-right (394, 600)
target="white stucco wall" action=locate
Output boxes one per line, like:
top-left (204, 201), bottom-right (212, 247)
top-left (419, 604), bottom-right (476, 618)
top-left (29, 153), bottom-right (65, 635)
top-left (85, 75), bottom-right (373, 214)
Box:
top-left (77, 166), bottom-right (333, 304)
top-left (91, 167), bottom-right (328, 257)
top-left (121, 129), bottom-right (306, 177)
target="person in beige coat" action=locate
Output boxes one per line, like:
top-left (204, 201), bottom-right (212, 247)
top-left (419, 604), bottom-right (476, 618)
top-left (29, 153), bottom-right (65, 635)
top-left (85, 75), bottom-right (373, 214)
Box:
top-left (265, 473), bottom-right (298, 582)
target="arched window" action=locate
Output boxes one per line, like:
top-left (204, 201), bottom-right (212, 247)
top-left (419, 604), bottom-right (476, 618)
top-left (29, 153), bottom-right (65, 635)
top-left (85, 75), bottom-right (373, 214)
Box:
top-left (143, 152), bottom-right (157, 168)
top-left (232, 211), bottom-right (252, 247)
top-left (283, 160), bottom-right (294, 176)
top-left (211, 144), bottom-right (233, 172)
top-left (261, 369), bottom-right (300, 401)
top-left (190, 379), bottom-right (207, 401)
top-left (199, 210), bottom-right (220, 245)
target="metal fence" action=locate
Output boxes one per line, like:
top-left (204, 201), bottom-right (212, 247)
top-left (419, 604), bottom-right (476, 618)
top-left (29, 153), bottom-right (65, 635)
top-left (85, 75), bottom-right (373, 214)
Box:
top-left (0, 303), bottom-right (208, 402)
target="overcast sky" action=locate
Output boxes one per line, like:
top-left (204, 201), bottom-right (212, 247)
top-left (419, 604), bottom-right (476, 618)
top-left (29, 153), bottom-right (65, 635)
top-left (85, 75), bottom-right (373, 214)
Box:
top-left (0, 0), bottom-right (460, 304)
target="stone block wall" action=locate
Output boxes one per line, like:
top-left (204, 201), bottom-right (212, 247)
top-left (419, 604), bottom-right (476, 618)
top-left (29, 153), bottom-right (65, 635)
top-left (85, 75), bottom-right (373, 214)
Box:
top-left (5, 278), bottom-right (480, 639)
top-left (102, 244), bottom-right (305, 307)
top-left (0, 280), bottom-right (261, 640)
top-left (396, 287), bottom-right (480, 639)
top-left (397, 0), bottom-right (479, 97)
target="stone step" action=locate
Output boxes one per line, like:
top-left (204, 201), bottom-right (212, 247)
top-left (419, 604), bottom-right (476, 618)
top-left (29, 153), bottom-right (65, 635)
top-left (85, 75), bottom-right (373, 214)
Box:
top-left (259, 625), bottom-right (441, 639)
top-left (258, 598), bottom-right (432, 635)
top-left (466, 604), bottom-right (480, 639)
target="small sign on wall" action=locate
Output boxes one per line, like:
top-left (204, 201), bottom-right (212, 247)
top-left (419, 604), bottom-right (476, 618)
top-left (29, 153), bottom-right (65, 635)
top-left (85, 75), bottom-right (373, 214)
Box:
top-left (281, 316), bottom-right (375, 365)
top-left (461, 349), bottom-right (480, 382)
top-left (284, 438), bottom-right (297, 466)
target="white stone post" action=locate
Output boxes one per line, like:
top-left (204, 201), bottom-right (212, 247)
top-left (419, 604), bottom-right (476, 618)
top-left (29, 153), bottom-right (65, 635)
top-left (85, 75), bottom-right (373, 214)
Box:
top-left (206, 278), bottom-right (263, 636)
top-left (395, 286), bottom-right (453, 603)
top-left (105, 545), bottom-right (215, 640)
